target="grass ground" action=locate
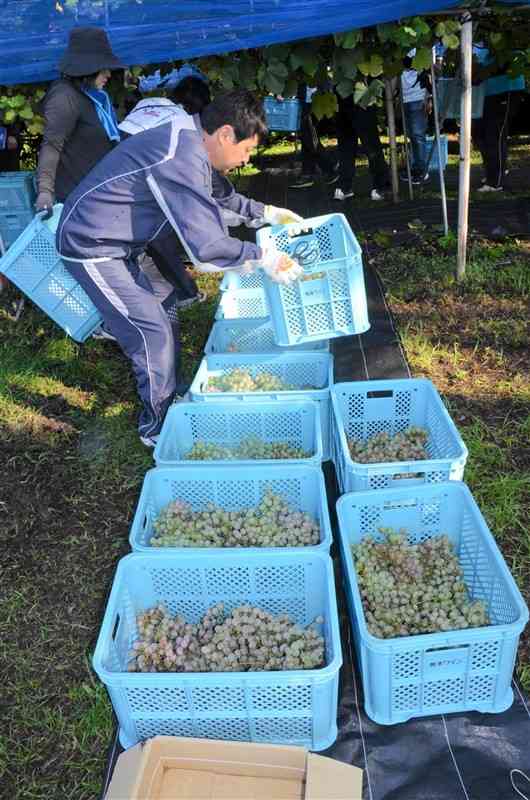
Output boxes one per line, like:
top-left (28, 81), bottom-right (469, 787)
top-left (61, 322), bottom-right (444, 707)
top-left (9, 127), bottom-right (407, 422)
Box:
top-left (1, 143), bottom-right (529, 798)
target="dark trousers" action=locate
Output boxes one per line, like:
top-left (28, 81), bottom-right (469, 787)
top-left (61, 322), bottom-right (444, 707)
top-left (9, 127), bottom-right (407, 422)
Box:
top-left (299, 105), bottom-right (336, 176)
top-left (64, 255), bottom-right (184, 438)
top-left (147, 224), bottom-right (199, 302)
top-left (336, 96), bottom-right (390, 192)
top-left (472, 92), bottom-right (521, 187)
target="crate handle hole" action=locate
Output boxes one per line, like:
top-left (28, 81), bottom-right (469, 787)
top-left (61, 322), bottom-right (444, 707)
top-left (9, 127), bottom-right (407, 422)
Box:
top-left (367, 390), bottom-right (393, 399)
top-left (112, 613), bottom-right (121, 641)
top-left (426, 644), bottom-right (469, 654)
top-left (390, 472), bottom-right (426, 483)
top-left (288, 226), bottom-right (314, 239)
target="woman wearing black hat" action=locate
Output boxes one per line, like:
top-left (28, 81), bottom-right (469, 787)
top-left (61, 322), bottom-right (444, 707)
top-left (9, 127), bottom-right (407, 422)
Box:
top-left (35, 27), bottom-right (124, 212)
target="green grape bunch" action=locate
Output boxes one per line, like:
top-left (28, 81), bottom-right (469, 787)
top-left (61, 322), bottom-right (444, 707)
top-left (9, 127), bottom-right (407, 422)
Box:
top-left (347, 426), bottom-right (429, 464)
top-left (185, 436), bottom-right (311, 461)
top-left (128, 603), bottom-right (326, 673)
top-left (151, 489), bottom-right (321, 548)
top-left (205, 367), bottom-right (303, 393)
top-left (352, 526), bottom-right (489, 639)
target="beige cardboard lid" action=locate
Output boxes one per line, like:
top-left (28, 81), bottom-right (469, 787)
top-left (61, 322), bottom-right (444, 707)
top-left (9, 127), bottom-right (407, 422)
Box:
top-left (105, 737), bottom-right (363, 800)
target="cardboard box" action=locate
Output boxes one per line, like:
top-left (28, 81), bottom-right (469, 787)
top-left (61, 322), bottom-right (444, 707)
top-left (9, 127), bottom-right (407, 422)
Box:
top-left (105, 736), bottom-right (363, 800)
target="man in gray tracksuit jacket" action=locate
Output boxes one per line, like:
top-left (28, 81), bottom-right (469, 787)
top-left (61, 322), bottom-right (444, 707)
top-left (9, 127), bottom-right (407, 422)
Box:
top-left (57, 90), bottom-right (303, 445)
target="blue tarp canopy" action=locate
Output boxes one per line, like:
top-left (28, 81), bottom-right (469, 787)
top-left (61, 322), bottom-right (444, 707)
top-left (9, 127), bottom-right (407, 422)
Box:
top-left (0, 0), bottom-right (466, 86)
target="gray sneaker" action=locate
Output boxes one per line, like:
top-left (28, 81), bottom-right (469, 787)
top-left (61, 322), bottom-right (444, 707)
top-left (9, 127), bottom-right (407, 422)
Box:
top-left (140, 433), bottom-right (159, 448)
top-left (92, 325), bottom-right (116, 342)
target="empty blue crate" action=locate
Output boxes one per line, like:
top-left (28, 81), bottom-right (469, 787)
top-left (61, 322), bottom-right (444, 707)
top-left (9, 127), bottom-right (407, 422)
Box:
top-left (130, 464), bottom-right (332, 554)
top-left (264, 97), bottom-right (302, 132)
top-left (336, 482), bottom-right (529, 725)
top-left (92, 551), bottom-right (342, 749)
top-left (331, 378), bottom-right (468, 494)
top-left (0, 171), bottom-right (36, 250)
top-left (189, 352), bottom-right (333, 458)
top-left (256, 213), bottom-right (369, 346)
top-left (436, 78), bottom-right (485, 119)
top-left (220, 269), bottom-right (264, 291)
top-left (0, 171), bottom-right (36, 211)
top-left (215, 288), bottom-right (268, 320)
top-left (204, 317), bottom-right (329, 355)
top-left (0, 204), bottom-right (102, 341)
top-left (154, 400), bottom-right (322, 467)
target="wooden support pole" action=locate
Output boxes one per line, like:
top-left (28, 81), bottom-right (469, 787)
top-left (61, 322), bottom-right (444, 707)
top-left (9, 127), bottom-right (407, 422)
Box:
top-left (384, 77), bottom-right (399, 203)
top-left (400, 92), bottom-right (414, 201)
top-left (457, 14), bottom-right (473, 280)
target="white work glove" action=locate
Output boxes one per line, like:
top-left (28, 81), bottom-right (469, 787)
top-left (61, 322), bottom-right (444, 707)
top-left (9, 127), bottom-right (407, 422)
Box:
top-left (263, 205), bottom-right (304, 225)
top-left (261, 249), bottom-right (303, 285)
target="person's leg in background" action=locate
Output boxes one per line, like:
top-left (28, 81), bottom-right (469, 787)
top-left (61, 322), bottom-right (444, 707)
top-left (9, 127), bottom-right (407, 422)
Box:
top-left (477, 92), bottom-right (521, 191)
top-left (290, 103), bottom-right (320, 188)
top-left (147, 223), bottom-right (204, 306)
top-left (356, 106), bottom-right (390, 199)
top-left (64, 255), bottom-right (185, 444)
top-left (403, 100), bottom-right (428, 181)
top-left (334, 94), bottom-right (357, 200)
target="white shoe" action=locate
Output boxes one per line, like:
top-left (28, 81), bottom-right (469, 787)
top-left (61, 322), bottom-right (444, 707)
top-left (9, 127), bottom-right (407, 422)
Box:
top-left (370, 189), bottom-right (384, 201)
top-left (140, 433), bottom-right (159, 448)
top-left (333, 188), bottom-right (354, 201)
top-left (175, 290), bottom-right (207, 309)
top-left (477, 184), bottom-right (503, 193)
top-left (92, 325), bottom-right (116, 341)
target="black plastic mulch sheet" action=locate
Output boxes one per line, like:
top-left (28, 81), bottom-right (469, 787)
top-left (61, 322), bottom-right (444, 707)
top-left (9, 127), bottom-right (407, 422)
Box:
top-left (100, 264), bottom-right (530, 800)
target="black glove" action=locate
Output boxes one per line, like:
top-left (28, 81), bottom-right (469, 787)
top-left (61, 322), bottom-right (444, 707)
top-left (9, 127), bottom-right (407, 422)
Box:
top-left (35, 191), bottom-right (54, 220)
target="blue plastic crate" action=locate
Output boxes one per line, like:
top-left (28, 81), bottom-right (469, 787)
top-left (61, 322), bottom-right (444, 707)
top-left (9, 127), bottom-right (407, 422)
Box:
top-left (0, 204), bottom-right (102, 341)
top-left (130, 464), bottom-right (332, 554)
top-left (336, 482), bottom-right (529, 725)
top-left (215, 288), bottom-right (269, 320)
top-left (204, 317), bottom-right (329, 355)
top-left (256, 214), bottom-right (370, 346)
top-left (220, 269), bottom-right (264, 291)
top-left (92, 551), bottom-right (342, 749)
top-left (189, 352), bottom-right (333, 459)
top-left (426, 135), bottom-right (448, 172)
top-left (0, 208), bottom-right (35, 249)
top-left (436, 78), bottom-right (485, 119)
top-left (331, 378), bottom-right (468, 494)
top-left (154, 400), bottom-right (322, 467)
top-left (0, 171), bottom-right (36, 212)
top-left (263, 97), bottom-right (302, 132)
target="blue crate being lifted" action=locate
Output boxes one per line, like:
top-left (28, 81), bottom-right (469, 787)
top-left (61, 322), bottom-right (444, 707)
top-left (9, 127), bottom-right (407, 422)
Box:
top-left (256, 213), bottom-right (369, 346)
top-left (0, 204), bottom-right (102, 340)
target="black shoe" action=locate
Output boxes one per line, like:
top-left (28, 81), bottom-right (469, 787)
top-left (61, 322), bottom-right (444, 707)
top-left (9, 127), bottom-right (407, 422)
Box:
top-left (289, 173), bottom-right (315, 189)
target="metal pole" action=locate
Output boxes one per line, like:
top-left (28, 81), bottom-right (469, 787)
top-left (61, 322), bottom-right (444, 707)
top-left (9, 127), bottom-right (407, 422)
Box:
top-left (430, 47), bottom-right (449, 235)
top-left (384, 77), bottom-right (399, 203)
top-left (457, 14), bottom-right (473, 280)
top-left (399, 91), bottom-right (414, 200)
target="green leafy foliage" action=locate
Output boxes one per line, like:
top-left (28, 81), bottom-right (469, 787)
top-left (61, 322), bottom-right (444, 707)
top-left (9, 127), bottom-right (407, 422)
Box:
top-left (311, 91), bottom-right (338, 120)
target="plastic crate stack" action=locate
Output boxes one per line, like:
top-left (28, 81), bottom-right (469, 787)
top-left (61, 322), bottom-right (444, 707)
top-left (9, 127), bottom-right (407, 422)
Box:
top-left (330, 376), bottom-right (528, 724)
top-left (0, 171), bottom-right (36, 250)
top-left (93, 214), bottom-right (378, 751)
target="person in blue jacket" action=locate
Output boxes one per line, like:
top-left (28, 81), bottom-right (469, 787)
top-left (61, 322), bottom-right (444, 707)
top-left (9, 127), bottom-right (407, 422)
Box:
top-left (56, 90), bottom-right (303, 446)
top-left (472, 44), bottom-right (526, 192)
